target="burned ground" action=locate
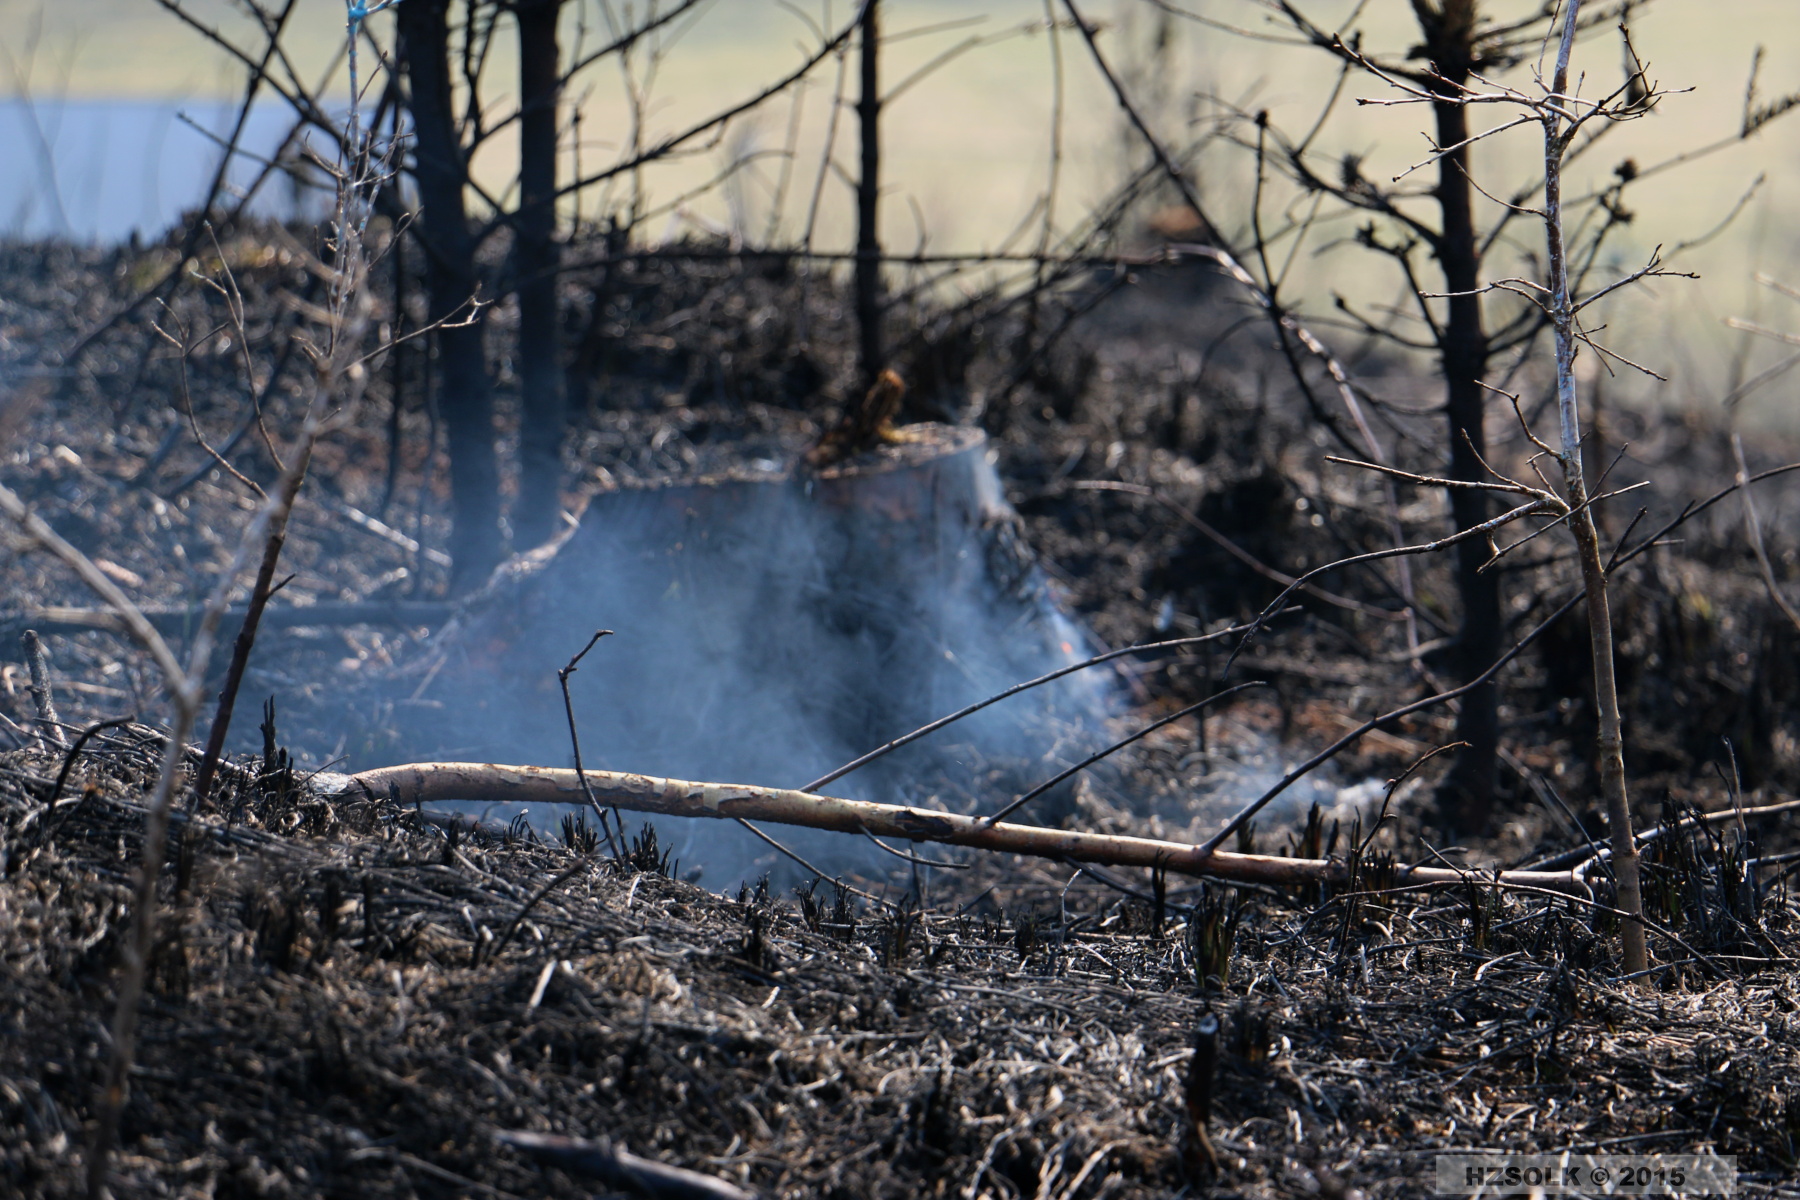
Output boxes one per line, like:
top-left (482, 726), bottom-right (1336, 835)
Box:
top-left (5, 729), bottom-right (1800, 1198)
top-left (4, 228), bottom-right (1800, 1196)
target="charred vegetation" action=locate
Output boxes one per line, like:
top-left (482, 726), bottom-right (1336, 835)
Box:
top-left (5, 2), bottom-right (1800, 1197)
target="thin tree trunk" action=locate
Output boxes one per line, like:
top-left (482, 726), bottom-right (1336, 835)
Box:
top-left (189, 460), bottom-right (310, 808)
top-left (1544, 0), bottom-right (1648, 977)
top-left (1420, 1), bottom-right (1501, 832)
top-left (399, 0), bottom-right (503, 592)
top-left (854, 0), bottom-right (884, 393)
top-left (514, 0), bottom-right (567, 550)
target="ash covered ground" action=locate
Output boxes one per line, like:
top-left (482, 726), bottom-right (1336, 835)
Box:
top-left (4, 228), bottom-right (1800, 1196)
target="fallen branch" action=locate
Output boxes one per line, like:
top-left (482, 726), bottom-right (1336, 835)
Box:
top-left (493, 1129), bottom-right (756, 1200)
top-left (326, 762), bottom-right (1591, 894)
top-left (1533, 795), bottom-right (1800, 871)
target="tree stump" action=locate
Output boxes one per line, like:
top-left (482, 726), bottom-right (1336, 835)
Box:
top-left (398, 425), bottom-right (1109, 874)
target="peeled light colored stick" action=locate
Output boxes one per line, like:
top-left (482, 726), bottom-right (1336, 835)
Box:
top-left (327, 762), bottom-right (1590, 894)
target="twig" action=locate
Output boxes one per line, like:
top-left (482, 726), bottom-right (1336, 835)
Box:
top-left (484, 857), bottom-right (592, 968)
top-left (857, 827), bottom-right (968, 869)
top-left (1061, 0), bottom-right (1393, 471)
top-left (557, 630), bottom-right (622, 859)
top-left (1188, 446), bottom-right (1800, 863)
top-left (1199, 588), bottom-right (1577, 856)
top-left (1220, 495), bottom-right (1554, 680)
top-left (980, 681), bottom-right (1269, 827)
top-left (728, 817), bottom-right (893, 909)
top-left (19, 629), bottom-right (65, 750)
top-left (1074, 481), bottom-right (1409, 622)
top-left (1731, 433), bottom-right (1800, 633)
top-left (803, 617), bottom-right (1289, 795)
top-left (318, 497), bottom-right (454, 567)
top-left (45, 717), bottom-right (139, 810)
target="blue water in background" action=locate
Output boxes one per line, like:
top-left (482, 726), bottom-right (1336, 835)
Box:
top-left (0, 97), bottom-right (329, 242)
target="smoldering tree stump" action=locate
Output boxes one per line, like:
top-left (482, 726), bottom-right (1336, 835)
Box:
top-left (398, 426), bottom-right (1108, 867)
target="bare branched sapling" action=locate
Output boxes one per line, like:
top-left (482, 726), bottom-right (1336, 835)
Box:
top-left (1540, 0), bottom-right (1649, 976)
top-left (1321, 0), bottom-right (1662, 974)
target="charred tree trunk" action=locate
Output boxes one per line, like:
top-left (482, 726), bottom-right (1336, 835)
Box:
top-left (381, 76), bottom-right (410, 520)
top-left (380, 188), bottom-right (408, 519)
top-left (1420, 2), bottom-right (1499, 832)
top-left (854, 0), bottom-right (884, 394)
top-left (399, 0), bottom-right (503, 592)
top-left (513, 0), bottom-right (567, 550)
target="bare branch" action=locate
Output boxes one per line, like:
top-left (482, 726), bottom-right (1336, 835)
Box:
top-left (1391, 114), bottom-right (1539, 182)
top-left (500, 1), bottom-right (871, 243)
top-left (0, 489), bottom-right (188, 690)
top-left (327, 762), bottom-right (1590, 894)
top-left (1732, 434), bottom-right (1800, 633)
top-left (1323, 456), bottom-right (1545, 499)
top-left (1573, 246), bottom-right (1693, 313)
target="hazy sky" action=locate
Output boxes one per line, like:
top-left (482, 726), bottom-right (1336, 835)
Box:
top-left (3, 1), bottom-right (1799, 414)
